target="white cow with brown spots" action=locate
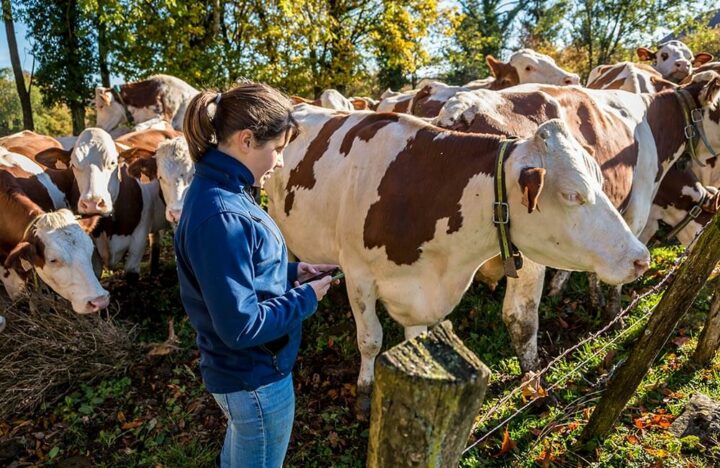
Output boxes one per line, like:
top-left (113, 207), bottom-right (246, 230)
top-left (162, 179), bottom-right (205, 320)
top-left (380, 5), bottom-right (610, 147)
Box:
top-left (95, 74), bottom-right (198, 133)
top-left (0, 149), bottom-right (110, 314)
top-left (637, 40), bottom-right (713, 82)
top-left (266, 105), bottom-right (650, 415)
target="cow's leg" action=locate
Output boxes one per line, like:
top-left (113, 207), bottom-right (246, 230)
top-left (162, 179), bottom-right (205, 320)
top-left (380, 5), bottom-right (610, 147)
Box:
top-left (124, 230), bottom-right (150, 282)
top-left (547, 270), bottom-right (571, 297)
top-left (587, 273), bottom-right (606, 311)
top-left (404, 325), bottom-right (427, 341)
top-left (502, 259), bottom-right (545, 373)
top-left (603, 285), bottom-right (623, 324)
top-left (346, 274), bottom-right (380, 420)
top-left (149, 231), bottom-right (161, 276)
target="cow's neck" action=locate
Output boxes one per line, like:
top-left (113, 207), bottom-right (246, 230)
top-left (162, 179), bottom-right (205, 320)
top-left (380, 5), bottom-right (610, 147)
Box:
top-left (0, 187), bottom-right (44, 253)
top-left (645, 85), bottom-right (703, 177)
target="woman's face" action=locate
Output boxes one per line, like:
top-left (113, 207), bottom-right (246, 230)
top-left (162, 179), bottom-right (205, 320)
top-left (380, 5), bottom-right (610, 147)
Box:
top-left (249, 131), bottom-right (290, 187)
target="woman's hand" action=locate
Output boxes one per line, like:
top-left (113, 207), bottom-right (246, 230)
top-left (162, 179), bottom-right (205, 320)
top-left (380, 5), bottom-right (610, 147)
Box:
top-left (296, 262), bottom-right (339, 284)
top-left (307, 275), bottom-right (334, 301)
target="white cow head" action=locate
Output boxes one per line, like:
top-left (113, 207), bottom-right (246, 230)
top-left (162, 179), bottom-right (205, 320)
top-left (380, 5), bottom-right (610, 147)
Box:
top-left (35, 128), bottom-right (121, 215)
top-left (95, 87), bottom-right (127, 132)
top-left (154, 137), bottom-right (193, 223)
top-left (319, 89), bottom-right (355, 112)
top-left (637, 40), bottom-right (714, 82)
top-left (4, 209), bottom-right (110, 314)
top-left (487, 49), bottom-right (580, 88)
top-left (507, 120), bottom-right (650, 285)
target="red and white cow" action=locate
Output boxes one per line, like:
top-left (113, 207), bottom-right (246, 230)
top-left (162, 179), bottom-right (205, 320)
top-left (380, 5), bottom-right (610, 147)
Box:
top-left (291, 89), bottom-right (359, 112)
top-left (0, 148), bottom-right (110, 314)
top-left (637, 40), bottom-right (713, 82)
top-left (0, 130), bottom-right (63, 157)
top-left (95, 75), bottom-right (198, 133)
top-left (402, 50), bottom-right (581, 118)
top-left (266, 105), bottom-right (650, 413)
top-left (34, 129), bottom-right (171, 279)
top-left (587, 62), bottom-right (677, 93)
top-left (433, 72), bottom-right (720, 371)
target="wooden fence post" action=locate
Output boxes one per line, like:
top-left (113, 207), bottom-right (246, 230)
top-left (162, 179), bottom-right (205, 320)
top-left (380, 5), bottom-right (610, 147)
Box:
top-left (367, 321), bottom-right (490, 467)
top-left (579, 212), bottom-right (720, 446)
top-left (692, 286), bottom-right (720, 366)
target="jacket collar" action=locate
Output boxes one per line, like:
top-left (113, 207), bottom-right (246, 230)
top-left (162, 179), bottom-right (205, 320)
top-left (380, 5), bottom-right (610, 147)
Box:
top-left (195, 148), bottom-right (255, 193)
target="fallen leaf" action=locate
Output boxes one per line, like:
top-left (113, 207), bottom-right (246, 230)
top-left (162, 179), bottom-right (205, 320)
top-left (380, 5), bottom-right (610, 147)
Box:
top-left (626, 435), bottom-right (639, 445)
top-left (671, 336), bottom-right (690, 347)
top-left (121, 420), bottom-right (144, 430)
top-left (495, 428), bottom-right (516, 457)
top-left (117, 411), bottom-right (126, 423)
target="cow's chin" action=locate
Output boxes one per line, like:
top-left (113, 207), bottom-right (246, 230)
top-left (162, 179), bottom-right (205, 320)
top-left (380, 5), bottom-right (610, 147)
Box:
top-left (669, 70), bottom-right (690, 82)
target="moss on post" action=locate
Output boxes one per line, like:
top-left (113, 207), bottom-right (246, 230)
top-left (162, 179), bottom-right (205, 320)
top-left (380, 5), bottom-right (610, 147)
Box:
top-left (367, 321), bottom-right (490, 468)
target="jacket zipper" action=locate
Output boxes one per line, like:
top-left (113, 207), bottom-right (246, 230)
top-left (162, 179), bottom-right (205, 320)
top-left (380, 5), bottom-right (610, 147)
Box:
top-left (259, 345), bottom-right (285, 376)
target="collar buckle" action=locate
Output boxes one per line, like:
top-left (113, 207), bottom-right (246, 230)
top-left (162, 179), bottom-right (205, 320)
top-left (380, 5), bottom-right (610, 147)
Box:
top-left (684, 125), bottom-right (696, 139)
top-left (689, 204), bottom-right (703, 218)
top-left (493, 202), bottom-right (510, 224)
top-left (691, 108), bottom-right (704, 123)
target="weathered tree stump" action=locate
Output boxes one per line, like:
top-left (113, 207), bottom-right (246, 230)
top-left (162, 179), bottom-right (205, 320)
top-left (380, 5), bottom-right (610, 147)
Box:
top-left (367, 321), bottom-right (490, 468)
top-left (580, 212), bottom-right (720, 446)
top-left (692, 288), bottom-right (720, 366)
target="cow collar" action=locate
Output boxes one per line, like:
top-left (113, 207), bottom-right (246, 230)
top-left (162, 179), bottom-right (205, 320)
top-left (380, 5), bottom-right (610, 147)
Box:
top-left (652, 189), bottom-right (718, 247)
top-left (675, 88), bottom-right (718, 167)
top-left (493, 138), bottom-right (523, 278)
top-left (111, 85), bottom-right (136, 127)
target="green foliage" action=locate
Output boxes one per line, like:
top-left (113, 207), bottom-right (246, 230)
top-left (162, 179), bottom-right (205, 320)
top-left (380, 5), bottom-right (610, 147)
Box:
top-left (0, 68), bottom-right (73, 136)
top-left (18, 0), bottom-right (97, 134)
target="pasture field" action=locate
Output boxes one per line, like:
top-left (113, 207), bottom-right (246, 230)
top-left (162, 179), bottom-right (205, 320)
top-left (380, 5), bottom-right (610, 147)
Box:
top-left (0, 233), bottom-right (718, 467)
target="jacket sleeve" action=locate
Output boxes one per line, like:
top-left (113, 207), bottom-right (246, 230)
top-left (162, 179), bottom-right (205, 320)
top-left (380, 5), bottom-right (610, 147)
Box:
top-left (186, 212), bottom-right (318, 350)
top-left (287, 262), bottom-right (299, 289)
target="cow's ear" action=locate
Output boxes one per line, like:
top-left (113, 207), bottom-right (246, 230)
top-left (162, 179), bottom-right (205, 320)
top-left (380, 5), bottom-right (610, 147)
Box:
top-left (4, 241), bottom-right (40, 273)
top-left (693, 53), bottom-right (714, 67)
top-left (486, 55), bottom-right (504, 77)
top-left (35, 147), bottom-right (72, 170)
top-left (120, 148), bottom-right (158, 181)
top-left (96, 87), bottom-right (112, 106)
top-left (351, 98), bottom-right (367, 110)
top-left (77, 215), bottom-right (102, 234)
top-left (518, 167), bottom-right (546, 213)
top-left (636, 47), bottom-right (656, 62)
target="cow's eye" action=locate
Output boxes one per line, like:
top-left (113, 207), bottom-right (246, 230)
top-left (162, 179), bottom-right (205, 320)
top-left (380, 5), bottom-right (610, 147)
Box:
top-left (561, 192), bottom-right (586, 205)
top-left (661, 53), bottom-right (668, 60)
top-left (49, 258), bottom-right (58, 264)
top-left (525, 66), bottom-right (532, 72)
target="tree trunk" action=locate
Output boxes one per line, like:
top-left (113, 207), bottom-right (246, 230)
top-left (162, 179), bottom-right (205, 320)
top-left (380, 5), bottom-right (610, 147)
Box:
top-left (580, 212), bottom-right (720, 447)
top-left (70, 102), bottom-right (85, 135)
top-left (97, 0), bottom-right (110, 88)
top-left (692, 289), bottom-right (720, 366)
top-left (367, 321), bottom-right (491, 467)
top-left (2, 0), bottom-right (34, 130)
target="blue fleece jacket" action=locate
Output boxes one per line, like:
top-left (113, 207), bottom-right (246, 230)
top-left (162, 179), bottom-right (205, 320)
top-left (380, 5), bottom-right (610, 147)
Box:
top-left (174, 148), bottom-right (318, 393)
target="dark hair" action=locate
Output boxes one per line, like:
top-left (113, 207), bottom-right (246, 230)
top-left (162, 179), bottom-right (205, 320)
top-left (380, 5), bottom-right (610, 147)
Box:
top-left (183, 82), bottom-right (298, 162)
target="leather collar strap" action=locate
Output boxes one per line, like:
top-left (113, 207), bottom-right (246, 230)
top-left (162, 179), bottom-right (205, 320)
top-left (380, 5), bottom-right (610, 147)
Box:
top-left (649, 190), bottom-right (713, 248)
top-left (494, 138), bottom-right (523, 278)
top-left (111, 85), bottom-right (136, 126)
top-left (675, 88), bottom-right (718, 167)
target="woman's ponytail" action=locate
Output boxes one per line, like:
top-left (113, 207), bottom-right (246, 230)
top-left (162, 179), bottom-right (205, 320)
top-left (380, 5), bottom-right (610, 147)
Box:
top-left (183, 91), bottom-right (221, 163)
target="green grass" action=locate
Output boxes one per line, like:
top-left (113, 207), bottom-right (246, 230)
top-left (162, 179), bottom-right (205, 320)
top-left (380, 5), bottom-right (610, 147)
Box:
top-left (2, 236), bottom-right (719, 467)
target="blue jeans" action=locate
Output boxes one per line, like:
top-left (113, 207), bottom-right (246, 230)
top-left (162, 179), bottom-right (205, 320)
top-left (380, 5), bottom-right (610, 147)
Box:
top-left (212, 374), bottom-right (295, 468)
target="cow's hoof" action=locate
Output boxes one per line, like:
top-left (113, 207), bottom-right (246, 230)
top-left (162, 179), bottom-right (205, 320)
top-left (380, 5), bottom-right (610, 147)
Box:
top-left (0, 315), bottom-right (5, 333)
top-left (355, 386), bottom-right (372, 421)
top-left (125, 272), bottom-right (140, 284)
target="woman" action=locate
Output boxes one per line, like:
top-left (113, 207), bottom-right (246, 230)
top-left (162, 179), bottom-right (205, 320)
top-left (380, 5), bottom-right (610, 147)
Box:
top-left (175, 82), bottom-right (336, 467)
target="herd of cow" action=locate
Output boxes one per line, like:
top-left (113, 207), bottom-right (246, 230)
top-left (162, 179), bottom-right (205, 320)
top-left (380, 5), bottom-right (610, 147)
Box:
top-left (1, 39), bottom-right (719, 416)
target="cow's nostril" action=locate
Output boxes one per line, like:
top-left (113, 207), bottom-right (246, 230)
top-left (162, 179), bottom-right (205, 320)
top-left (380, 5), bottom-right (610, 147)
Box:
top-left (634, 259), bottom-right (649, 276)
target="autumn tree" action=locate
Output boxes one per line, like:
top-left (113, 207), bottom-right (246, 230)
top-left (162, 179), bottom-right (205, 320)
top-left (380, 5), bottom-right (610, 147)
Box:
top-left (2, 0), bottom-right (33, 130)
top-left (19, 0), bottom-right (96, 134)
top-left (444, 0), bottom-right (524, 84)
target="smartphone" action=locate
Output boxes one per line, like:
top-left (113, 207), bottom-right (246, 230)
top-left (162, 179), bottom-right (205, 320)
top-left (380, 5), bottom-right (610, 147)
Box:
top-left (303, 268), bottom-right (344, 283)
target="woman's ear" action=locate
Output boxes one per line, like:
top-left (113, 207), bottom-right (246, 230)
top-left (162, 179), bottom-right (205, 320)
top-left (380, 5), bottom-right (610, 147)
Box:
top-left (234, 129), bottom-right (254, 154)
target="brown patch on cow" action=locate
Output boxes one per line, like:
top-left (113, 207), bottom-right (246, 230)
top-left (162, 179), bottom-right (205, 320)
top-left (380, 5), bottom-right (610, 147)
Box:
top-left (116, 128), bottom-right (181, 152)
top-left (120, 79), bottom-right (164, 109)
top-left (0, 166), bottom-right (53, 266)
top-left (284, 115), bottom-right (350, 215)
top-left (0, 131), bottom-right (62, 158)
top-left (391, 98), bottom-right (411, 113)
top-left (94, 166), bottom-right (143, 238)
top-left (486, 56), bottom-right (520, 90)
top-left (650, 76), bottom-right (678, 92)
top-left (338, 114), bottom-right (400, 156)
top-left (653, 165), bottom-right (715, 228)
top-left (587, 65), bottom-right (625, 89)
top-left (363, 128), bottom-right (500, 265)
top-left (409, 85), bottom-right (447, 118)
top-left (646, 88), bottom-right (694, 179)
